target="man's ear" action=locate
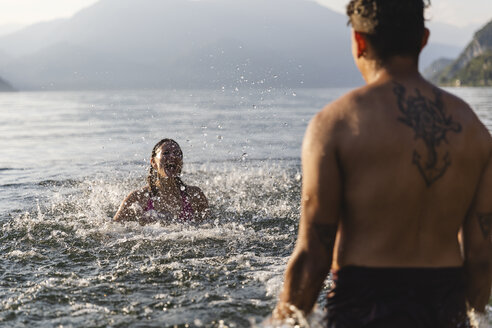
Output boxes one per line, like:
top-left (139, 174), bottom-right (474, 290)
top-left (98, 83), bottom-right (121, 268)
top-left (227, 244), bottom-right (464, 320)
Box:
top-left (150, 158), bottom-right (157, 169)
top-left (354, 31), bottom-right (368, 58)
top-left (420, 28), bottom-right (430, 51)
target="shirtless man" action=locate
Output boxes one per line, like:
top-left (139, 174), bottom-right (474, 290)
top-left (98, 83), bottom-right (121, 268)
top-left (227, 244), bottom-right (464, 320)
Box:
top-left (273, 0), bottom-right (491, 326)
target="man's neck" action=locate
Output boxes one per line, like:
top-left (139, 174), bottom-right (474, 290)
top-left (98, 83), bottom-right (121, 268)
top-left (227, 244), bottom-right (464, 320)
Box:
top-left (362, 56), bottom-right (421, 85)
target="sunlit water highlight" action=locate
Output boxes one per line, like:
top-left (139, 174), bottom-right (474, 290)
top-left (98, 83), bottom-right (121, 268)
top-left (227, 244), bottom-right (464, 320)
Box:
top-left (0, 87), bottom-right (491, 327)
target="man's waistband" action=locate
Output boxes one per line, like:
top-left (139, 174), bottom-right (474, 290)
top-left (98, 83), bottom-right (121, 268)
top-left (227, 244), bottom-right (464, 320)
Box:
top-left (333, 265), bottom-right (465, 287)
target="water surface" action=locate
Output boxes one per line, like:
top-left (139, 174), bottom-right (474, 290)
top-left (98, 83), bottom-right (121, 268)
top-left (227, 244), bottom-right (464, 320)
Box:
top-left (0, 87), bottom-right (491, 327)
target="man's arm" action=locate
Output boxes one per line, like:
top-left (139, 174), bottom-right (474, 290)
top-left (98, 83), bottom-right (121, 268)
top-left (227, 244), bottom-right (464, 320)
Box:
top-left (273, 109), bottom-right (342, 319)
top-left (463, 142), bottom-right (492, 312)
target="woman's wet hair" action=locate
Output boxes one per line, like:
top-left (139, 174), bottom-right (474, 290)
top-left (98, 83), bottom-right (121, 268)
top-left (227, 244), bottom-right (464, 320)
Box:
top-left (346, 0), bottom-right (430, 63)
top-left (147, 138), bottom-right (185, 197)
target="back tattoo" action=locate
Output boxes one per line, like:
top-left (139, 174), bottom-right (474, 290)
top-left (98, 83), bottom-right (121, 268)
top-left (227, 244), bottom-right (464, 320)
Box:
top-left (393, 82), bottom-right (462, 186)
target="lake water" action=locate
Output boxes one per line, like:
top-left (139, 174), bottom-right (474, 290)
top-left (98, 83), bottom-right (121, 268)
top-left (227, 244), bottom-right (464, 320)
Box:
top-left (1, 87), bottom-right (491, 327)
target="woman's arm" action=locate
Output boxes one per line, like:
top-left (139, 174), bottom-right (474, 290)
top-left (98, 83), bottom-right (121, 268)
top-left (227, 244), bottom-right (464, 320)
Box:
top-left (113, 188), bottom-right (148, 223)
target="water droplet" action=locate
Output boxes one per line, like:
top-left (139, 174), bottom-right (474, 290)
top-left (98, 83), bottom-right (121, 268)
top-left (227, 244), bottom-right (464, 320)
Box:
top-left (180, 186), bottom-right (185, 191)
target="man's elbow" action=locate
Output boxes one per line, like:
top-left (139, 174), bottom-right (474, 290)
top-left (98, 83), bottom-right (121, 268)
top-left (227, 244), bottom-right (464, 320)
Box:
top-left (290, 247), bottom-right (332, 278)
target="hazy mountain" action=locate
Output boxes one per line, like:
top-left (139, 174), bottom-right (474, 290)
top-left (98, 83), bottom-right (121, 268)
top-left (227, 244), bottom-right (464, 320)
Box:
top-left (422, 57), bottom-right (454, 80)
top-left (0, 0), bottom-right (356, 90)
top-left (0, 20), bottom-right (66, 57)
top-left (0, 49), bottom-right (11, 63)
top-left (420, 42), bottom-right (462, 73)
top-left (0, 0), bottom-right (469, 90)
top-left (0, 76), bottom-right (15, 92)
top-left (0, 23), bottom-right (26, 37)
top-left (417, 21), bottom-right (471, 77)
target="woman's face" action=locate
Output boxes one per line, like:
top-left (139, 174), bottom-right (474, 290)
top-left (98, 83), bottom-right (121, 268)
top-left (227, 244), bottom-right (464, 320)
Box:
top-left (152, 141), bottom-right (183, 178)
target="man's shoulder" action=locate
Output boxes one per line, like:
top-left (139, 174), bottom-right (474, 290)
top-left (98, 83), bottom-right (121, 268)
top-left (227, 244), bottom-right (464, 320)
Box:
top-left (322, 83), bottom-right (382, 113)
top-left (324, 86), bottom-right (367, 110)
top-left (438, 86), bottom-right (491, 137)
top-left (305, 89), bottom-right (366, 148)
top-left (430, 83), bottom-right (492, 159)
top-left (311, 87), bottom-right (370, 133)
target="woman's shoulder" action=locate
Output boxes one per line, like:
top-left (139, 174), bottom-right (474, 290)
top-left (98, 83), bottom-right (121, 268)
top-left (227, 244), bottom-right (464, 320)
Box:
top-left (184, 185), bottom-right (208, 216)
top-left (114, 186), bottom-right (152, 223)
top-left (185, 185), bottom-right (205, 198)
top-left (124, 186), bottom-right (152, 203)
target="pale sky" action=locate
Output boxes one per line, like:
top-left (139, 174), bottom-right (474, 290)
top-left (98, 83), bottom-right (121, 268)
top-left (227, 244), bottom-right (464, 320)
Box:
top-left (316, 0), bottom-right (492, 27)
top-left (0, 0), bottom-right (491, 28)
top-left (0, 0), bottom-right (99, 25)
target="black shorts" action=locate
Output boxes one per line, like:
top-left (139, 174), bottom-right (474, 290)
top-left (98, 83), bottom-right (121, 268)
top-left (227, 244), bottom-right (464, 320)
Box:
top-left (326, 266), bottom-right (471, 328)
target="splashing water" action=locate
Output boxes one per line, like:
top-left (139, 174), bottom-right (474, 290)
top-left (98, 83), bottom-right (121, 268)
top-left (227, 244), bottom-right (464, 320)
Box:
top-left (2, 161), bottom-right (333, 327)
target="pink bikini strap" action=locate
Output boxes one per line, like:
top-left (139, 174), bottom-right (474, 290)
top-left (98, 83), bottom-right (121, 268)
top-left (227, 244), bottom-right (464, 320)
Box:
top-left (179, 189), bottom-right (194, 221)
top-left (145, 197), bottom-right (154, 211)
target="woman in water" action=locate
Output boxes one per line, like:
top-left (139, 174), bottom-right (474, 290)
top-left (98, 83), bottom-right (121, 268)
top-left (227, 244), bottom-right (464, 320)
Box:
top-left (114, 138), bottom-right (208, 224)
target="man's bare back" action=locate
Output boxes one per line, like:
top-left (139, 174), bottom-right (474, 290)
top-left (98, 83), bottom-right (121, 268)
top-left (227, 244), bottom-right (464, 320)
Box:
top-left (325, 77), bottom-right (490, 269)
